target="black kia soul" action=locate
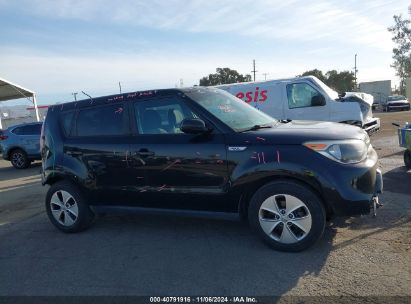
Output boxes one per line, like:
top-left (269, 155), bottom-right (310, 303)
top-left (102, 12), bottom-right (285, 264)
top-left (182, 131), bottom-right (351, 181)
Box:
top-left (41, 87), bottom-right (382, 251)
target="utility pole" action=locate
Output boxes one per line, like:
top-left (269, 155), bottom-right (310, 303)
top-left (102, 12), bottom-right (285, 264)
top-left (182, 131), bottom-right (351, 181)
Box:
top-left (119, 82), bottom-right (122, 94)
top-left (354, 54), bottom-right (358, 90)
top-left (262, 73), bottom-right (269, 81)
top-left (180, 79), bottom-right (184, 87)
top-left (71, 92), bottom-right (78, 101)
top-left (251, 59), bottom-right (258, 82)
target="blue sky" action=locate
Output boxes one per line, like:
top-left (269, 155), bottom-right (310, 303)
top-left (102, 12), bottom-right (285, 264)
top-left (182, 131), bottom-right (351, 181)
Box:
top-left (0, 0), bottom-right (410, 105)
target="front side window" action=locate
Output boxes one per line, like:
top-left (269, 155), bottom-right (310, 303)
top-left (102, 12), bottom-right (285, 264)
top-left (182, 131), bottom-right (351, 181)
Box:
top-left (134, 97), bottom-right (197, 134)
top-left (287, 83), bottom-right (324, 109)
top-left (185, 88), bottom-right (276, 132)
top-left (76, 104), bottom-right (126, 137)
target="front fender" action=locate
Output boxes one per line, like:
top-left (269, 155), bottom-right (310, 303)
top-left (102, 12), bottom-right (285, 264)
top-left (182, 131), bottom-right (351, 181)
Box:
top-left (227, 145), bottom-right (337, 212)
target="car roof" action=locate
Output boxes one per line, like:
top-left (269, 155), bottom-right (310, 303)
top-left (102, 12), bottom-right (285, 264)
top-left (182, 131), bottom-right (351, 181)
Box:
top-left (46, 87), bottom-right (217, 113)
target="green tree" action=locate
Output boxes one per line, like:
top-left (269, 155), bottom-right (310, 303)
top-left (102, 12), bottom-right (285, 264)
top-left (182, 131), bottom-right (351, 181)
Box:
top-left (300, 69), bottom-right (327, 83)
top-left (199, 68), bottom-right (251, 86)
top-left (325, 70), bottom-right (355, 93)
top-left (388, 6), bottom-right (411, 94)
top-left (300, 69), bottom-right (355, 93)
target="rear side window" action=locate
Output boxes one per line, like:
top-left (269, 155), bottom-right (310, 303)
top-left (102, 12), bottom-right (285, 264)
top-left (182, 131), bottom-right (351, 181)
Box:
top-left (75, 104), bottom-right (127, 137)
top-left (12, 124), bottom-right (42, 135)
top-left (61, 111), bottom-right (74, 136)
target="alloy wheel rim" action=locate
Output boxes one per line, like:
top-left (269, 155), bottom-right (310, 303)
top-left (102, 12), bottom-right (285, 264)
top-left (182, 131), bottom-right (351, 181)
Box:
top-left (50, 190), bottom-right (79, 226)
top-left (11, 152), bottom-right (25, 168)
top-left (258, 194), bottom-right (312, 244)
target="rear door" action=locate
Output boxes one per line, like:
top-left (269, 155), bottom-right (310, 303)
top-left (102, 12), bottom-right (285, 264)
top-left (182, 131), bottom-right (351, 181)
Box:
top-left (64, 103), bottom-right (141, 205)
top-left (12, 124), bottom-right (42, 157)
top-left (129, 95), bottom-right (229, 211)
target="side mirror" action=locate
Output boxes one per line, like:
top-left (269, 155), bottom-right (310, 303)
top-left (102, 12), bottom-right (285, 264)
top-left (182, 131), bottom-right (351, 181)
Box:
top-left (311, 95), bottom-right (326, 106)
top-left (180, 119), bottom-right (209, 134)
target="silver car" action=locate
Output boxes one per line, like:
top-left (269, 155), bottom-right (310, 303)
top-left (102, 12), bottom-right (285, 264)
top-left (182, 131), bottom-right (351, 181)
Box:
top-left (384, 95), bottom-right (410, 112)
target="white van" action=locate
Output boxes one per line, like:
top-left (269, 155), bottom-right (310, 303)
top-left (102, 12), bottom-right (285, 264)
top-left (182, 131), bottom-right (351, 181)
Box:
top-left (216, 76), bottom-right (380, 134)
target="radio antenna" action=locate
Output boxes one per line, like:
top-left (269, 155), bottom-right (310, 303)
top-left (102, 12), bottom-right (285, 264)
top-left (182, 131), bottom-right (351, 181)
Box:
top-left (81, 91), bottom-right (94, 104)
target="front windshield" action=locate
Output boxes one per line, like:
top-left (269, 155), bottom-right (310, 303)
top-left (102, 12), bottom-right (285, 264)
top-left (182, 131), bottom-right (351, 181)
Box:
top-left (311, 77), bottom-right (339, 100)
top-left (185, 88), bottom-right (277, 132)
top-left (388, 95), bottom-right (406, 101)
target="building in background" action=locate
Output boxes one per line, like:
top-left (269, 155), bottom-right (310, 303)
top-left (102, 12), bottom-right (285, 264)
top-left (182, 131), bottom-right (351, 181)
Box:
top-left (27, 105), bottom-right (48, 121)
top-left (359, 80), bottom-right (391, 105)
top-left (0, 104), bottom-right (48, 129)
top-left (406, 78), bottom-right (411, 101)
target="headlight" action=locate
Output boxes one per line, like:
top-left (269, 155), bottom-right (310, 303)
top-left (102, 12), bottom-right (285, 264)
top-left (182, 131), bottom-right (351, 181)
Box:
top-left (303, 140), bottom-right (368, 164)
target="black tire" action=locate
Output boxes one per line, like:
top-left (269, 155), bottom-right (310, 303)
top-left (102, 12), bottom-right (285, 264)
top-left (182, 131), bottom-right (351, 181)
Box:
top-left (45, 181), bottom-right (95, 233)
top-left (10, 149), bottom-right (30, 169)
top-left (405, 150), bottom-right (411, 169)
top-left (248, 180), bottom-right (326, 252)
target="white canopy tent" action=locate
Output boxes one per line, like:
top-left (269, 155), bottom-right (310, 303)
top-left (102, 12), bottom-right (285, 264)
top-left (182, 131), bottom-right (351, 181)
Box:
top-left (0, 77), bottom-right (40, 129)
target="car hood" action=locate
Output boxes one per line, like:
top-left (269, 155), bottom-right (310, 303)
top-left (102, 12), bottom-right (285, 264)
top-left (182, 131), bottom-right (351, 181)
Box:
top-left (342, 92), bottom-right (373, 106)
top-left (237, 120), bottom-right (367, 145)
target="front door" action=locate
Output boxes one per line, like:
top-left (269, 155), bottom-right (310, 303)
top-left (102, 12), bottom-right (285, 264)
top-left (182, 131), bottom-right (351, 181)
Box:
top-left (129, 95), bottom-right (229, 211)
top-left (284, 82), bottom-right (329, 121)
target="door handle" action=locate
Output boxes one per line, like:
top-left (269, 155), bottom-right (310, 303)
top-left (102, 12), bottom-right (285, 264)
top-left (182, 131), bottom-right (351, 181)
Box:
top-left (137, 149), bottom-right (154, 157)
top-left (65, 149), bottom-right (83, 156)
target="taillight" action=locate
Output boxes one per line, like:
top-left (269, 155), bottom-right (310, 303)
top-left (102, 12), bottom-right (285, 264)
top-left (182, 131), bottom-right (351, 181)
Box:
top-left (0, 133), bottom-right (8, 140)
top-left (40, 123), bottom-right (45, 151)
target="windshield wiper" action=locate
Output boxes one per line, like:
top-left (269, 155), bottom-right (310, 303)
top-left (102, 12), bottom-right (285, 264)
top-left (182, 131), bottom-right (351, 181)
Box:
top-left (240, 124), bottom-right (273, 132)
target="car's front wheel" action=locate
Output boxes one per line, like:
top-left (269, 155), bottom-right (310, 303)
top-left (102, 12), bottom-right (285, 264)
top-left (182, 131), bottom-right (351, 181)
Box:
top-left (45, 181), bottom-right (95, 233)
top-left (248, 180), bottom-right (326, 252)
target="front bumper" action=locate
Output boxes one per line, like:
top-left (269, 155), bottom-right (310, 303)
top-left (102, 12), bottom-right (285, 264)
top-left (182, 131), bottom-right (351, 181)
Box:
top-left (320, 148), bottom-right (383, 217)
top-left (363, 117), bottom-right (380, 135)
top-left (387, 103), bottom-right (410, 110)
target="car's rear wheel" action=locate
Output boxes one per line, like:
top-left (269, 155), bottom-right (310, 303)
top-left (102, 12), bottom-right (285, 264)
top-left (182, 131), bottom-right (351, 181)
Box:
top-left (46, 181), bottom-right (95, 233)
top-left (248, 180), bottom-right (326, 252)
top-left (10, 149), bottom-right (30, 169)
top-left (404, 150), bottom-right (411, 169)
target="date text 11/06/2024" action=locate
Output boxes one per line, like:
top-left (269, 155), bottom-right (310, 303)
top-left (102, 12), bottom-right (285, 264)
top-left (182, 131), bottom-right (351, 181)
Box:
top-left (150, 296), bottom-right (257, 303)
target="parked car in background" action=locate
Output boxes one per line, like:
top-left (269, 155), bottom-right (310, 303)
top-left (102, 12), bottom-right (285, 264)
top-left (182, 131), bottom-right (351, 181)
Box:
top-left (0, 122), bottom-right (42, 169)
top-left (41, 87), bottom-right (382, 252)
top-left (216, 76), bottom-right (380, 134)
top-left (383, 95), bottom-right (410, 112)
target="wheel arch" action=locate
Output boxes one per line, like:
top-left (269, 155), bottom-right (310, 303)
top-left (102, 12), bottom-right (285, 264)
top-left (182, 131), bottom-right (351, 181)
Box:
top-left (6, 146), bottom-right (27, 159)
top-left (238, 175), bottom-right (333, 221)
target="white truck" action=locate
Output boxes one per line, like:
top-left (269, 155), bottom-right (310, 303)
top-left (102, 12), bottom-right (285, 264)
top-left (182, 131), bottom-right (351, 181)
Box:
top-left (216, 76), bottom-right (380, 134)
